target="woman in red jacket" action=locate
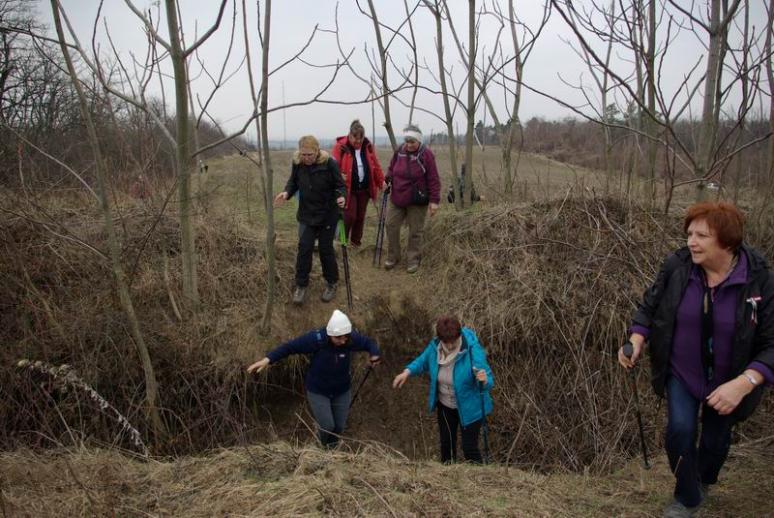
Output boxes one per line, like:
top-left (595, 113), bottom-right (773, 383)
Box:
top-left (331, 119), bottom-right (386, 247)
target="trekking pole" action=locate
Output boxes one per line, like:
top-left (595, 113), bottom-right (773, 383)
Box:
top-left (349, 363), bottom-right (374, 409)
top-left (337, 213), bottom-right (353, 311)
top-left (373, 189), bottom-right (388, 267)
top-left (623, 341), bottom-right (651, 469)
top-left (474, 369), bottom-right (491, 465)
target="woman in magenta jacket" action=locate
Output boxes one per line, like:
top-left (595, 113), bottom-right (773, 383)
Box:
top-left (383, 124), bottom-right (441, 273)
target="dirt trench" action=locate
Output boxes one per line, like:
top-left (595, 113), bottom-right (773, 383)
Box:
top-left (251, 246), bottom-right (447, 459)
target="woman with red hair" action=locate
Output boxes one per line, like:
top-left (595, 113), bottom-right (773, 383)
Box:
top-left (392, 315), bottom-right (494, 463)
top-left (619, 202), bottom-right (774, 517)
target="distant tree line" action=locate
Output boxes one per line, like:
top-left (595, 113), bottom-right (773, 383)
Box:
top-left (0, 0), bottom-right (249, 191)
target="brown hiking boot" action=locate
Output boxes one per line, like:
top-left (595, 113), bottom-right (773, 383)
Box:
top-left (321, 283), bottom-right (337, 302)
top-left (384, 259), bottom-right (397, 270)
top-left (292, 286), bottom-right (306, 305)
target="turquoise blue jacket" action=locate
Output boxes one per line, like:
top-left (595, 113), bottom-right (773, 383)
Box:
top-left (405, 327), bottom-right (494, 426)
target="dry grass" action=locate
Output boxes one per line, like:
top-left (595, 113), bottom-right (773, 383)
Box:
top-left (1, 438), bottom-right (771, 517)
top-left (3, 147), bottom-right (774, 516)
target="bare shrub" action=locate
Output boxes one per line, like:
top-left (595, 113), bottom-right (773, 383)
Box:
top-left (421, 192), bottom-right (774, 472)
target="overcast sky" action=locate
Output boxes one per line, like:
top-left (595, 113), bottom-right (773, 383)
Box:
top-left (40, 1), bottom-right (771, 144)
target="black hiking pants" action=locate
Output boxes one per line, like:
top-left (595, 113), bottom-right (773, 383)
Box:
top-left (437, 402), bottom-right (482, 463)
top-left (296, 221), bottom-right (338, 287)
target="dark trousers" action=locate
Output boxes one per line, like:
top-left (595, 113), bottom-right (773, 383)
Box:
top-left (437, 402), bottom-right (483, 463)
top-left (665, 376), bottom-right (733, 507)
top-left (344, 189), bottom-right (370, 246)
top-left (296, 222), bottom-right (338, 287)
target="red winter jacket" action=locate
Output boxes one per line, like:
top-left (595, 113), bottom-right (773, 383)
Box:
top-left (331, 136), bottom-right (385, 202)
top-left (386, 144), bottom-right (441, 208)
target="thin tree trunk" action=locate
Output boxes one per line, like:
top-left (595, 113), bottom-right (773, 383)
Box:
top-left (259, 0), bottom-right (276, 333)
top-left (645, 0), bottom-right (658, 205)
top-left (754, 0), bottom-right (774, 231)
top-left (695, 0), bottom-right (740, 200)
top-left (242, 0), bottom-right (267, 213)
top-left (463, 0), bottom-right (476, 208)
top-left (165, 0), bottom-right (198, 308)
top-left (366, 0), bottom-right (397, 151)
top-left (731, 0), bottom-right (750, 204)
top-left (503, 0), bottom-right (524, 196)
top-left (601, 1), bottom-right (615, 195)
top-left (51, 0), bottom-right (166, 443)
top-left (425, 1), bottom-right (460, 209)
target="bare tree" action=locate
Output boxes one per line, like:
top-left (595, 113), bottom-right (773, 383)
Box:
top-left (462, 0), bottom-right (476, 208)
top-left (754, 0), bottom-right (774, 228)
top-left (258, 0), bottom-right (276, 333)
top-left (551, 0), bottom-right (769, 209)
top-left (669, 0), bottom-right (743, 199)
top-left (50, 0), bottom-right (166, 442)
top-left (422, 0), bottom-right (461, 208)
top-left (498, 0), bottom-right (550, 195)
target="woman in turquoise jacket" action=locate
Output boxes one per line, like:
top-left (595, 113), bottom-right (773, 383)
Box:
top-left (393, 315), bottom-right (494, 463)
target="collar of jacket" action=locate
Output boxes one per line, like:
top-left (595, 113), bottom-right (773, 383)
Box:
top-left (336, 135), bottom-right (372, 154)
top-left (292, 149), bottom-right (331, 166)
top-left (675, 243), bottom-right (768, 280)
top-left (431, 333), bottom-right (470, 355)
top-left (397, 143), bottom-right (425, 157)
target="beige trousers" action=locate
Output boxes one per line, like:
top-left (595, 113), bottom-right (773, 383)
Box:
top-left (385, 201), bottom-right (428, 267)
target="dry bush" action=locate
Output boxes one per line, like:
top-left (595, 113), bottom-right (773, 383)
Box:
top-left (0, 189), bottom-right (299, 454)
top-left (2, 186), bottom-right (772, 474)
top-left (421, 193), bottom-right (774, 472)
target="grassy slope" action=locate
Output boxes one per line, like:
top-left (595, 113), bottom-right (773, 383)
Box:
top-left (1, 440), bottom-right (771, 517)
top-left (3, 149), bottom-right (772, 516)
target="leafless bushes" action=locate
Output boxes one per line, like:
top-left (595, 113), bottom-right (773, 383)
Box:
top-left (422, 193), bottom-right (773, 472)
top-left (0, 189), bottom-right (294, 453)
top-left (3, 188), bottom-right (772, 470)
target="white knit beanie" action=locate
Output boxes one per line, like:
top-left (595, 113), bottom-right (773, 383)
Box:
top-left (326, 309), bottom-right (352, 336)
top-left (403, 124), bottom-right (423, 144)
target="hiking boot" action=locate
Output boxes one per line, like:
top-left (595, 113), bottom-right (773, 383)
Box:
top-left (406, 264), bottom-right (419, 274)
top-left (384, 259), bottom-right (397, 270)
top-left (292, 286), bottom-right (306, 305)
top-left (662, 499), bottom-right (700, 518)
top-left (321, 283), bottom-right (337, 302)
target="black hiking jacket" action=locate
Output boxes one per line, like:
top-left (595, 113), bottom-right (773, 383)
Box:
top-left (284, 150), bottom-right (346, 227)
top-left (631, 244), bottom-right (774, 422)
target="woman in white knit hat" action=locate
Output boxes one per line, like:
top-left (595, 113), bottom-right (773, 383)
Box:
top-left (247, 310), bottom-right (381, 448)
top-left (383, 124), bottom-right (442, 273)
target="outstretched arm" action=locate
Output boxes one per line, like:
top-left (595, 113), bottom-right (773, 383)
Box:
top-left (247, 357), bottom-right (270, 374)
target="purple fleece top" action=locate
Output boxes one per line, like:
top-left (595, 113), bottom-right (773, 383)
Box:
top-left (632, 252), bottom-right (774, 400)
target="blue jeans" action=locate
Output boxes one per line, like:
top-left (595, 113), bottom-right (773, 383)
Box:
top-left (665, 376), bottom-right (733, 507)
top-left (307, 390), bottom-right (351, 448)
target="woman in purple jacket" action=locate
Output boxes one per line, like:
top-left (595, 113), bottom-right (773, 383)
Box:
top-left (383, 124), bottom-right (441, 274)
top-left (619, 202), bottom-right (774, 518)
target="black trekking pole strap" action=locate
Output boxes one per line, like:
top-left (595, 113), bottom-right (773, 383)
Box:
top-left (373, 189), bottom-right (388, 267)
top-left (623, 341), bottom-right (651, 469)
top-left (478, 380), bottom-right (490, 465)
top-left (349, 364), bottom-right (374, 409)
top-left (337, 211), bottom-right (353, 310)
top-left (470, 350), bottom-right (490, 465)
